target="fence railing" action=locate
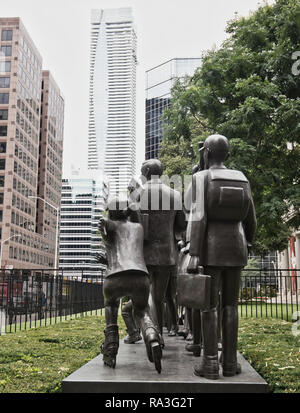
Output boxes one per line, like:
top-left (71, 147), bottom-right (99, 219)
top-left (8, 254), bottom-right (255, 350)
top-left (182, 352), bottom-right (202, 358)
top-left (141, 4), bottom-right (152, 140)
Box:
top-left (239, 268), bottom-right (299, 321)
top-left (1, 267), bottom-right (299, 334)
top-left (0, 268), bottom-right (104, 334)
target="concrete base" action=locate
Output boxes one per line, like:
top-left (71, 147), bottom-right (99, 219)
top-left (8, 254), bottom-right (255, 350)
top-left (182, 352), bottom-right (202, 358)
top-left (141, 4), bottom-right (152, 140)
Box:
top-left (62, 334), bottom-right (269, 393)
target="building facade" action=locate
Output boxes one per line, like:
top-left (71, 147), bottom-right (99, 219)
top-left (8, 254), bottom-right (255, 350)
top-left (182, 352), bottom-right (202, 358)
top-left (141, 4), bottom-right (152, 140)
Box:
top-left (145, 58), bottom-right (201, 160)
top-left (0, 18), bottom-right (64, 269)
top-left (88, 8), bottom-right (137, 196)
top-left (59, 170), bottom-right (107, 278)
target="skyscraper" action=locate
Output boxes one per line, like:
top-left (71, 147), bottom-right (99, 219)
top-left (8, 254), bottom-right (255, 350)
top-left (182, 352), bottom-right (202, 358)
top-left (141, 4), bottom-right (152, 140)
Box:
top-left (88, 8), bottom-right (137, 196)
top-left (59, 170), bottom-right (108, 278)
top-left (145, 58), bottom-right (201, 160)
top-left (0, 18), bottom-right (64, 269)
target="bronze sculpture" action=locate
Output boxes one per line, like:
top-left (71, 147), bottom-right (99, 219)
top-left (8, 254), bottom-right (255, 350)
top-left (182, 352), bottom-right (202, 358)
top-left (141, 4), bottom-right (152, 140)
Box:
top-left (99, 197), bottom-right (162, 373)
top-left (186, 134), bottom-right (256, 380)
top-left (139, 159), bottom-right (186, 342)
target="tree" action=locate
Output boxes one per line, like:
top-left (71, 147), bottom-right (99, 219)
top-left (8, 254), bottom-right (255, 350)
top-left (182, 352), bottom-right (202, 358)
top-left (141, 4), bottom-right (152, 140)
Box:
top-left (159, 0), bottom-right (300, 255)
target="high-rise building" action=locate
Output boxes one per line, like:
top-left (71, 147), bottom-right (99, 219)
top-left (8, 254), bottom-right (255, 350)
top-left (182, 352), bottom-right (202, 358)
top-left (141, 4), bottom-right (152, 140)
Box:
top-left (0, 18), bottom-right (64, 269)
top-left (145, 58), bottom-right (201, 160)
top-left (88, 8), bottom-right (137, 196)
top-left (59, 170), bottom-right (108, 278)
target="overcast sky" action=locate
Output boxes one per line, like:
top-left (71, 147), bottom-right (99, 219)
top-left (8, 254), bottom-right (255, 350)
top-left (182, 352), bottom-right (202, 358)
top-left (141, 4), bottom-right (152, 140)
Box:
top-left (1, 0), bottom-right (270, 176)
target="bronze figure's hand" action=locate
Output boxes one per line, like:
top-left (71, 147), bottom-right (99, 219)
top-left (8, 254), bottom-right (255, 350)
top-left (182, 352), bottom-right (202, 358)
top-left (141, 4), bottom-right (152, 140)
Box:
top-left (187, 255), bottom-right (199, 273)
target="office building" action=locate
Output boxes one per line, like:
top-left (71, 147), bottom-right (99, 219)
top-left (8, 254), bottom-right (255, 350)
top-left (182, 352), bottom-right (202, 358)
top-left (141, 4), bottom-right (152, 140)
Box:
top-left (145, 58), bottom-right (201, 159)
top-left (88, 8), bottom-right (137, 196)
top-left (59, 170), bottom-right (108, 278)
top-left (0, 17), bottom-right (64, 269)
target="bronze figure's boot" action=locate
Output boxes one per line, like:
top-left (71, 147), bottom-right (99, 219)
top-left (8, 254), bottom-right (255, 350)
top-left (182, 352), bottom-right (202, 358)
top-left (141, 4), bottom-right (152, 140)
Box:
top-left (222, 305), bottom-right (241, 376)
top-left (100, 324), bottom-right (119, 369)
top-left (194, 309), bottom-right (219, 380)
top-left (141, 320), bottom-right (162, 374)
top-left (185, 343), bottom-right (202, 357)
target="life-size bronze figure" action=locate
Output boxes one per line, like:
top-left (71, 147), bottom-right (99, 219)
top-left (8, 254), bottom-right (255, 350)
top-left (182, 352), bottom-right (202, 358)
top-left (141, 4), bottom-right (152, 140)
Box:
top-left (99, 197), bottom-right (162, 373)
top-left (139, 159), bottom-right (186, 342)
top-left (187, 134), bottom-right (256, 380)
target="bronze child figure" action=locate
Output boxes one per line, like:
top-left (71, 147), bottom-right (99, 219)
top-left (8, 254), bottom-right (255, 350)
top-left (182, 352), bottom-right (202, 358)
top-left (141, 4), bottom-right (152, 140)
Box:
top-left (99, 197), bottom-right (162, 373)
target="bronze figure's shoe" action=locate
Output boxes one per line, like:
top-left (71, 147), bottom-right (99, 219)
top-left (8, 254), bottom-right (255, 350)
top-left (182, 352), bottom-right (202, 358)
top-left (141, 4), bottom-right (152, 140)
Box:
top-left (124, 330), bottom-right (142, 344)
top-left (151, 341), bottom-right (162, 374)
top-left (186, 332), bottom-right (193, 341)
top-left (222, 362), bottom-right (241, 377)
top-left (144, 327), bottom-right (162, 373)
top-left (100, 324), bottom-right (119, 369)
top-left (185, 343), bottom-right (201, 357)
top-left (177, 328), bottom-right (188, 338)
top-left (168, 327), bottom-right (178, 337)
top-left (194, 355), bottom-right (219, 380)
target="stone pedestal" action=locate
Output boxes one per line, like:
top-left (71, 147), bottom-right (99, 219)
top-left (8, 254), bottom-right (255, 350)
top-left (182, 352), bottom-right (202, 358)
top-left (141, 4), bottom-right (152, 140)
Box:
top-left (62, 334), bottom-right (269, 393)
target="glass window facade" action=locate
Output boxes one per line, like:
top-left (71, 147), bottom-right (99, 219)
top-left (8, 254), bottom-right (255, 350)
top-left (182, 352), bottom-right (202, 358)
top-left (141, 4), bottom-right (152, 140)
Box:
top-left (145, 58), bottom-right (201, 160)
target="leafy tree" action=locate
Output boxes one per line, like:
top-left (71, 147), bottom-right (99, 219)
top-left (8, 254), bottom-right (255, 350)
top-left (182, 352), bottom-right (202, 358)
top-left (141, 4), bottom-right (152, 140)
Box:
top-left (159, 0), bottom-right (300, 255)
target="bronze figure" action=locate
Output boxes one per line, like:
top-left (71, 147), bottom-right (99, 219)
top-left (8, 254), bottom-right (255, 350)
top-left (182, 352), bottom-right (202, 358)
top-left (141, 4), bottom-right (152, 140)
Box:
top-left (139, 159), bottom-right (186, 341)
top-left (99, 197), bottom-right (162, 373)
top-left (186, 134), bottom-right (256, 380)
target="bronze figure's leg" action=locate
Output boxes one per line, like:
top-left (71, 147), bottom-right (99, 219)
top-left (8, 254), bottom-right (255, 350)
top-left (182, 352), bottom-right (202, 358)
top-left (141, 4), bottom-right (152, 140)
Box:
top-left (122, 299), bottom-right (142, 344)
top-left (194, 267), bottom-right (221, 380)
top-left (186, 309), bottom-right (201, 357)
top-left (165, 272), bottom-right (179, 336)
top-left (221, 268), bottom-right (242, 376)
top-left (101, 277), bottom-right (121, 369)
top-left (148, 266), bottom-right (170, 343)
top-left (131, 275), bottom-right (162, 374)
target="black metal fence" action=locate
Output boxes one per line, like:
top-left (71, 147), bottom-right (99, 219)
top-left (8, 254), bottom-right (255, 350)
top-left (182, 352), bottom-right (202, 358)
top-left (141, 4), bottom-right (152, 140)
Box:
top-left (0, 269), bottom-right (104, 334)
top-left (239, 268), bottom-right (300, 321)
top-left (1, 267), bottom-right (299, 334)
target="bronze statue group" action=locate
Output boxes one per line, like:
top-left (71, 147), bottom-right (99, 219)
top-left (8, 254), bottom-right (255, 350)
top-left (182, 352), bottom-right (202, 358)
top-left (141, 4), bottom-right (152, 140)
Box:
top-left (99, 134), bottom-right (256, 380)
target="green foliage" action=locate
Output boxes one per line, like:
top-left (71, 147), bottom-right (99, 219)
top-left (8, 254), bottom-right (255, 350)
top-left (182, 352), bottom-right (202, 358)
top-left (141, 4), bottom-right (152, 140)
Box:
top-left (159, 0), bottom-right (300, 255)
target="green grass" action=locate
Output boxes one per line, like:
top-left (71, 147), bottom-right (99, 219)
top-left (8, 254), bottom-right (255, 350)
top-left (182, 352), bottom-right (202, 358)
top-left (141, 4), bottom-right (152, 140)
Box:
top-left (238, 318), bottom-right (300, 393)
top-left (0, 314), bottom-right (299, 393)
top-left (0, 314), bottom-right (126, 393)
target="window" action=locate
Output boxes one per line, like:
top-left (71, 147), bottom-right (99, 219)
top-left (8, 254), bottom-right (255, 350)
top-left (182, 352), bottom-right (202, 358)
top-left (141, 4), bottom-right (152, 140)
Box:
top-left (0, 109), bottom-right (8, 120)
top-left (1, 30), bottom-right (13, 41)
top-left (0, 176), bottom-right (4, 187)
top-left (0, 62), bottom-right (11, 72)
top-left (0, 142), bottom-right (6, 153)
top-left (0, 93), bottom-right (9, 104)
top-left (0, 210), bottom-right (2, 222)
top-left (0, 46), bottom-right (12, 56)
top-left (0, 159), bottom-right (5, 170)
top-left (0, 126), bottom-right (7, 136)
top-left (0, 77), bottom-right (10, 88)
top-left (0, 193), bottom-right (3, 204)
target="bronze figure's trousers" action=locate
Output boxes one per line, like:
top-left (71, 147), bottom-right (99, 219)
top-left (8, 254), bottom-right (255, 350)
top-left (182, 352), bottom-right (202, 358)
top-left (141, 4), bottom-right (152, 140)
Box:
top-left (147, 265), bottom-right (176, 335)
top-left (204, 266), bottom-right (241, 374)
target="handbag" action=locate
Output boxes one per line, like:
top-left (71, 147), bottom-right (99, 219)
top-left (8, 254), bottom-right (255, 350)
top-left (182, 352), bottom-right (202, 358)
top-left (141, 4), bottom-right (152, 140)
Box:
top-left (177, 247), bottom-right (211, 310)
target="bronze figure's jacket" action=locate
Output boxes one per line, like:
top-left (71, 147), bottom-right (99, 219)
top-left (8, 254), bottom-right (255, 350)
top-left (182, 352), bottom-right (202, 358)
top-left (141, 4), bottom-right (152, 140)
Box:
top-left (188, 168), bottom-right (256, 267)
top-left (139, 178), bottom-right (186, 267)
top-left (103, 219), bottom-right (148, 278)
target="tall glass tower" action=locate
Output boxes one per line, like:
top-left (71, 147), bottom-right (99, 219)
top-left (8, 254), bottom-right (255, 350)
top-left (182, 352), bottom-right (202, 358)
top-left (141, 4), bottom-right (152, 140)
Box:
top-left (88, 8), bottom-right (137, 196)
top-left (145, 58), bottom-right (201, 159)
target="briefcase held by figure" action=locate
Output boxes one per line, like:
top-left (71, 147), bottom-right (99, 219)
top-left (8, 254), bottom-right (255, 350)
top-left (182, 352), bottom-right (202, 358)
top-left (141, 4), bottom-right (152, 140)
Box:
top-left (177, 248), bottom-right (211, 310)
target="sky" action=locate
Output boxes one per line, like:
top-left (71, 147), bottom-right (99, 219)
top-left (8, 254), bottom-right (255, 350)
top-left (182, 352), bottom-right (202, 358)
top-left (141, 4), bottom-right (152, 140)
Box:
top-left (1, 0), bottom-right (271, 176)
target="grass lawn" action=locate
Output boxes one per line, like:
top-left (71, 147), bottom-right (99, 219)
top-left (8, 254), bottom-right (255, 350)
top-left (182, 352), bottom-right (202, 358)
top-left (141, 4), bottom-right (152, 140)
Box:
top-left (0, 314), bottom-right (126, 393)
top-left (0, 314), bottom-right (299, 393)
top-left (238, 318), bottom-right (300, 393)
